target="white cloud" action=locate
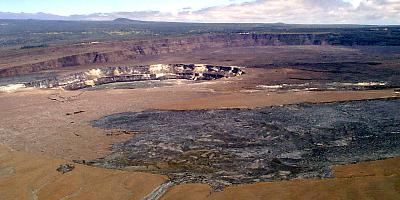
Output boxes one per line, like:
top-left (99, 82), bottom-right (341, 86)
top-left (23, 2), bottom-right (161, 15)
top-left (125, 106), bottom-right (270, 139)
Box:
top-left (1, 0), bottom-right (399, 24)
top-left (159, 0), bottom-right (399, 24)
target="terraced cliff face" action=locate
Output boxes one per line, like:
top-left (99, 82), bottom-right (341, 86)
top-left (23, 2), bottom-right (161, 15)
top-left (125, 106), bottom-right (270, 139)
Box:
top-left (25, 64), bottom-right (243, 90)
top-left (0, 33), bottom-right (330, 77)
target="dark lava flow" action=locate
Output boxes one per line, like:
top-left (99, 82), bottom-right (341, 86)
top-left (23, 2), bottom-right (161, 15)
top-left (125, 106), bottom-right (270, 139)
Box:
top-left (90, 99), bottom-right (400, 190)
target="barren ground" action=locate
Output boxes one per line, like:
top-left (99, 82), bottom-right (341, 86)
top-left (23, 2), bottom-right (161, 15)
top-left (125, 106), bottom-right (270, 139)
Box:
top-left (1, 44), bottom-right (400, 199)
top-left (1, 68), bottom-right (398, 160)
top-left (161, 157), bottom-right (400, 200)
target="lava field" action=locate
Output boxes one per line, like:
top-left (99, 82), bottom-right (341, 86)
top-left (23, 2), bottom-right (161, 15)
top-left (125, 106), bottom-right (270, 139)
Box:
top-left (91, 98), bottom-right (400, 190)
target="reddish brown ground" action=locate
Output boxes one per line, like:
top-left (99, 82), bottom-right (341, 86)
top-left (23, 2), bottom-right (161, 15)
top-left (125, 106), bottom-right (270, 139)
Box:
top-left (0, 145), bottom-right (167, 200)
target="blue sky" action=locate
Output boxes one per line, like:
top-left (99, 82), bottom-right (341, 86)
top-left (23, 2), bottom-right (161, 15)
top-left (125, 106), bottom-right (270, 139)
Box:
top-left (0, 0), bottom-right (250, 15)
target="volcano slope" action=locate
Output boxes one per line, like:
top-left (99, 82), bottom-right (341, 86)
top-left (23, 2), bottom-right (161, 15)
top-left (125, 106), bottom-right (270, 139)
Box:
top-left (1, 31), bottom-right (400, 200)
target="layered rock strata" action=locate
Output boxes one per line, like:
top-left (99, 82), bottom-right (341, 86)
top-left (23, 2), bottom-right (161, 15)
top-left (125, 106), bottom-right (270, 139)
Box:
top-left (25, 64), bottom-right (243, 90)
top-left (0, 33), bottom-right (329, 77)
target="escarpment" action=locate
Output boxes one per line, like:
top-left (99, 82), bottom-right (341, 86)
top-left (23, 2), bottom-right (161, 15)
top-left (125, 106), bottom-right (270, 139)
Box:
top-left (24, 64), bottom-right (243, 90)
top-left (0, 50), bottom-right (132, 77)
top-left (0, 33), bottom-right (330, 77)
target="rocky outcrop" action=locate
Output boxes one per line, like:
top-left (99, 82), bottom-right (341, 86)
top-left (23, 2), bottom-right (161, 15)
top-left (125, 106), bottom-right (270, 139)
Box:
top-left (25, 64), bottom-right (243, 90)
top-left (0, 33), bottom-right (330, 77)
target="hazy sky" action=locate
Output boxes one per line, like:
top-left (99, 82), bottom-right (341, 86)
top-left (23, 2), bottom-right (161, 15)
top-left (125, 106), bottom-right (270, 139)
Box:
top-left (0, 0), bottom-right (399, 24)
top-left (0, 0), bottom-right (250, 15)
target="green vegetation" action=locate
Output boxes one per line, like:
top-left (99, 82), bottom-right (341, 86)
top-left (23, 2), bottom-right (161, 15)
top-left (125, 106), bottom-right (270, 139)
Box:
top-left (20, 44), bottom-right (48, 49)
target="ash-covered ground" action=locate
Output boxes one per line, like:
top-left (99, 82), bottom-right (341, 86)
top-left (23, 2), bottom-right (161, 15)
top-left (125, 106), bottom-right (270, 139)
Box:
top-left (91, 98), bottom-right (400, 190)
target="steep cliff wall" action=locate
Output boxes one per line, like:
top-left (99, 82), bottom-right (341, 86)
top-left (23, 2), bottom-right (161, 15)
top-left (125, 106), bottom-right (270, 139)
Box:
top-left (0, 33), bottom-right (330, 77)
top-left (25, 64), bottom-right (243, 90)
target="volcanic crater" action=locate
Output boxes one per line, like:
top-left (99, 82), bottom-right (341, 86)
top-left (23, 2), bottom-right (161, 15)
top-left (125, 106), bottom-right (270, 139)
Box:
top-left (24, 64), bottom-right (244, 90)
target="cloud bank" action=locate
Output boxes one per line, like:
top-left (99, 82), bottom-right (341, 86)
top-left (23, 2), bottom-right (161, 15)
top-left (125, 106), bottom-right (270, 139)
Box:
top-left (1, 0), bottom-right (399, 24)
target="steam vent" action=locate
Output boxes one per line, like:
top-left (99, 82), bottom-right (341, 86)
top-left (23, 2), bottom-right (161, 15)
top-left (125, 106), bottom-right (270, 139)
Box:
top-left (25, 64), bottom-right (244, 90)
